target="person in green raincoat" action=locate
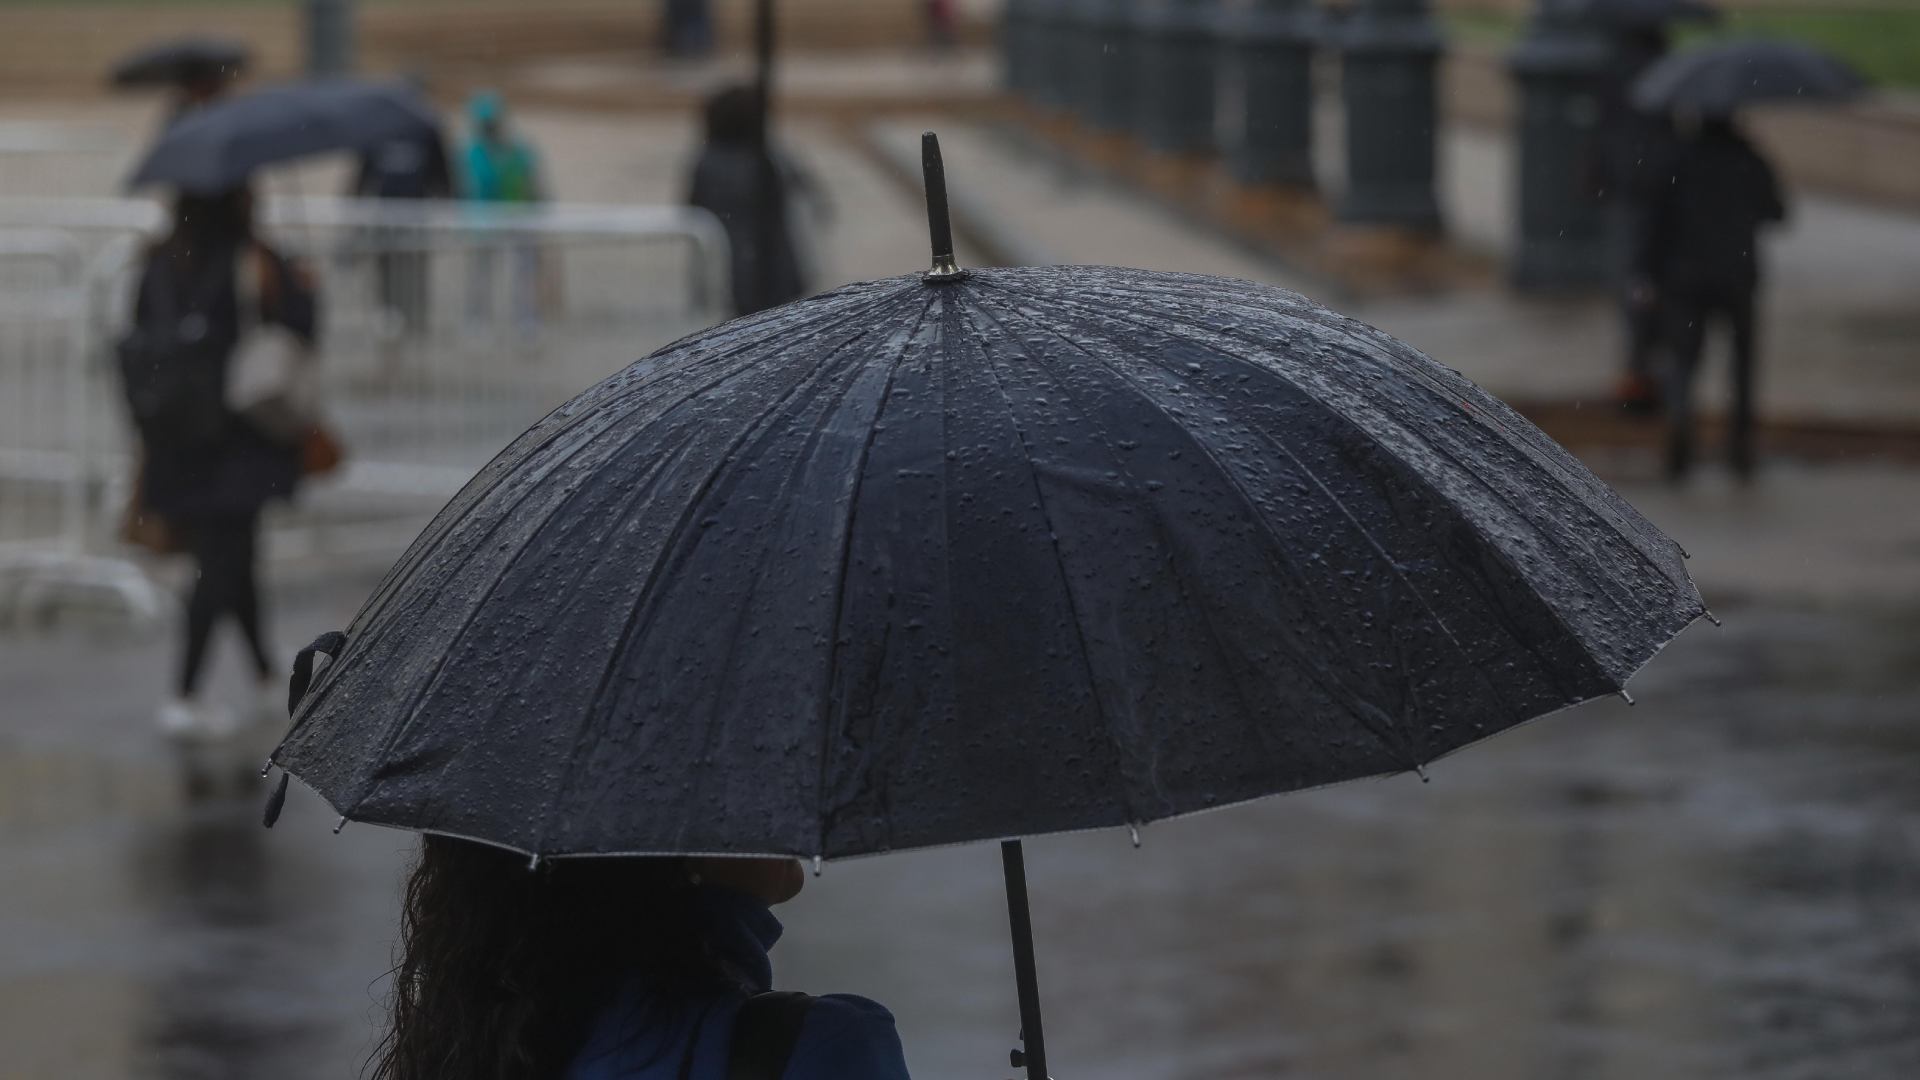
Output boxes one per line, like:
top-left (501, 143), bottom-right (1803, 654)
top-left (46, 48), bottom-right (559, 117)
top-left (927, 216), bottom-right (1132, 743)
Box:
top-left (461, 91), bottom-right (546, 328)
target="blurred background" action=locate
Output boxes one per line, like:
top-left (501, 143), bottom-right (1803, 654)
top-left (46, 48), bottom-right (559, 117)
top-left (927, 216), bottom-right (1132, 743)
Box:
top-left (1, 1), bottom-right (1917, 1077)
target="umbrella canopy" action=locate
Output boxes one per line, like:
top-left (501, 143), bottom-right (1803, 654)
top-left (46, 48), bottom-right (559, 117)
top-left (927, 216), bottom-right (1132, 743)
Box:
top-left (272, 196), bottom-right (1704, 864)
top-left (1633, 39), bottom-right (1868, 114)
top-left (127, 78), bottom-right (442, 194)
top-left (109, 36), bottom-right (250, 88)
top-left (1573, 0), bottom-right (1717, 27)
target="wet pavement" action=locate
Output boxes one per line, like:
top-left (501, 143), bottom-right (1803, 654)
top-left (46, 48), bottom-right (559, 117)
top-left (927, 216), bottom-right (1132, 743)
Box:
top-left (4, 461), bottom-right (1920, 1080)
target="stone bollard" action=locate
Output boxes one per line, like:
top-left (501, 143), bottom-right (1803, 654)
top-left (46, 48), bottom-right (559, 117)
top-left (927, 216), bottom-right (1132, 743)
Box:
top-left (305, 0), bottom-right (356, 77)
top-left (1004, 0), bottom-right (1035, 96)
top-left (1135, 0), bottom-right (1222, 156)
top-left (1508, 0), bottom-right (1612, 290)
top-left (1027, 0), bottom-right (1076, 110)
top-left (1335, 0), bottom-right (1443, 231)
top-left (1223, 0), bottom-right (1321, 190)
top-left (1074, 0), bottom-right (1139, 133)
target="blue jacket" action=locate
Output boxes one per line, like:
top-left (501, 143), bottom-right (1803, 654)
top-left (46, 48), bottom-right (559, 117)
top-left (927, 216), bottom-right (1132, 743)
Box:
top-left (565, 889), bottom-right (912, 1080)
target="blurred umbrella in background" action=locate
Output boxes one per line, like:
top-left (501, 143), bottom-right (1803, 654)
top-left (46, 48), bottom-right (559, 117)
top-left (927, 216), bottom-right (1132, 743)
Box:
top-left (267, 135), bottom-right (1707, 1080)
top-left (127, 78), bottom-right (443, 194)
top-left (1634, 39), bottom-right (1869, 113)
top-left (109, 36), bottom-right (250, 89)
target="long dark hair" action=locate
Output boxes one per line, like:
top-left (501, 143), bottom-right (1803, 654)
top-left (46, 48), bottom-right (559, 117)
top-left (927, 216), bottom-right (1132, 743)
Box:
top-left (367, 837), bottom-right (728, 1080)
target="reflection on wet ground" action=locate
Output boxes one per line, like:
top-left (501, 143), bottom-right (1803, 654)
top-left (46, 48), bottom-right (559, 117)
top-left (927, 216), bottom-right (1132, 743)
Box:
top-left (3, 584), bottom-right (1918, 1078)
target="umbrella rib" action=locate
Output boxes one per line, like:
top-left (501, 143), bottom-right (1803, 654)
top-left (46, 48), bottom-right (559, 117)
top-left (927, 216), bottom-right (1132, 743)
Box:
top-left (960, 302), bottom-right (1146, 824)
top-left (974, 296), bottom-right (1438, 769)
top-left (334, 295), bottom-right (911, 817)
top-left (341, 393), bottom-right (722, 819)
top-left (988, 275), bottom-right (1697, 651)
top-left (1010, 272), bottom-right (1692, 595)
top-left (321, 288), bottom-right (907, 695)
top-left (554, 298), bottom-right (916, 854)
top-left (966, 301), bottom-right (1285, 803)
top-left (812, 292), bottom-right (937, 858)
top-left (974, 279), bottom-right (1525, 759)
top-left (539, 314), bottom-right (902, 855)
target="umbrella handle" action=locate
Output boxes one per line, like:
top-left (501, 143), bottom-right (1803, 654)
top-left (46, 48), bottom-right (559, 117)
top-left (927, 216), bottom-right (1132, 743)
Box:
top-left (1001, 839), bottom-right (1051, 1080)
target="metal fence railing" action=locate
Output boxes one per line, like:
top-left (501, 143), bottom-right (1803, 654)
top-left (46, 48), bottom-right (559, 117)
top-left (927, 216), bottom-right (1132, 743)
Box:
top-left (0, 196), bottom-right (731, 623)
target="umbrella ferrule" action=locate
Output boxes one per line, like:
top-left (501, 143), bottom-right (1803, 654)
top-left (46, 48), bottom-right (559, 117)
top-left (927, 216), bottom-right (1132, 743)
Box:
top-left (926, 253), bottom-right (967, 282)
top-left (921, 131), bottom-right (969, 284)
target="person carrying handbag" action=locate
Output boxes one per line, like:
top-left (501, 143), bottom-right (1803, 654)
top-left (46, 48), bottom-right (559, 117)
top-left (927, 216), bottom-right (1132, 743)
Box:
top-left (118, 185), bottom-right (336, 739)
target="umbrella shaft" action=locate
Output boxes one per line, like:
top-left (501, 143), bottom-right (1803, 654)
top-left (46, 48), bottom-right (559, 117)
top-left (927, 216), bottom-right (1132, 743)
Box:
top-left (1001, 839), bottom-right (1050, 1080)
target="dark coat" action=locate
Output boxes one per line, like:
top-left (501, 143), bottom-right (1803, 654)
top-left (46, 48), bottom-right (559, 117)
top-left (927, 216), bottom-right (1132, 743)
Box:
top-left (686, 142), bottom-right (808, 318)
top-left (1645, 124), bottom-right (1787, 296)
top-left (133, 242), bottom-right (316, 521)
top-left (564, 888), bottom-right (909, 1080)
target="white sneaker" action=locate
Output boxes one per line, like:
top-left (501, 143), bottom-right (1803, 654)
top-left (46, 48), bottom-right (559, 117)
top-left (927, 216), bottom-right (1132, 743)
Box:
top-left (155, 698), bottom-right (240, 742)
top-left (156, 698), bottom-right (199, 739)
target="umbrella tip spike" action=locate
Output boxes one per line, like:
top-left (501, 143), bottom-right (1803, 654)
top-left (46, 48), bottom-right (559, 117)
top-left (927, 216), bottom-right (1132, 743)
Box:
top-left (811, 855), bottom-right (823, 877)
top-left (258, 758), bottom-right (274, 779)
top-left (1414, 763), bottom-right (1430, 783)
top-left (1705, 609), bottom-right (1723, 628)
top-left (332, 816), bottom-right (347, 835)
top-left (1129, 823), bottom-right (1141, 848)
top-left (920, 131), bottom-right (966, 284)
top-left (1619, 689), bottom-right (1637, 706)
top-left (527, 853), bottom-right (541, 872)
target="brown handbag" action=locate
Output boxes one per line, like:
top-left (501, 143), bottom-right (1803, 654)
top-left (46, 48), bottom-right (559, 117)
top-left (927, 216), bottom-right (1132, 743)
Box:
top-left (118, 458), bottom-right (183, 555)
top-left (301, 424), bottom-right (345, 476)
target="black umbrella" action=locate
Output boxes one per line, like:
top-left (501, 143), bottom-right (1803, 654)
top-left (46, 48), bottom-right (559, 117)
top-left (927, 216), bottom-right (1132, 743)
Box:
top-left (1571, 0), bottom-right (1718, 27)
top-left (268, 136), bottom-right (1706, 1079)
top-left (109, 36), bottom-right (250, 89)
top-left (1633, 39), bottom-right (1868, 114)
top-left (126, 78), bottom-right (442, 194)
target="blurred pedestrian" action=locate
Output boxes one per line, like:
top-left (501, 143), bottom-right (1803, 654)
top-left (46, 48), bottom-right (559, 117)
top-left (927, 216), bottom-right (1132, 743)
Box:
top-left (366, 839), bottom-right (912, 1079)
top-left (460, 91), bottom-right (546, 330)
top-left (116, 187), bottom-right (326, 738)
top-left (662, 0), bottom-right (716, 58)
top-left (161, 61), bottom-right (235, 130)
top-left (354, 108), bottom-right (453, 338)
top-left (686, 85), bottom-right (824, 318)
top-left (1593, 28), bottom-right (1681, 415)
top-left (1644, 115), bottom-right (1787, 481)
top-left (925, 0), bottom-right (959, 51)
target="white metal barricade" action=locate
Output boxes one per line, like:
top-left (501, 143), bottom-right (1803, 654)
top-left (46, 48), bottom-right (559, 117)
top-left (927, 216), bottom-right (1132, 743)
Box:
top-left (0, 228), bottom-right (160, 624)
top-left (0, 196), bottom-right (731, 618)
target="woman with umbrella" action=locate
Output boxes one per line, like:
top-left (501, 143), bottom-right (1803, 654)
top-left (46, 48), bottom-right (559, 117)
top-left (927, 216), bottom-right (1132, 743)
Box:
top-left (119, 185), bottom-right (319, 739)
top-left (1631, 40), bottom-right (1866, 480)
top-left (270, 136), bottom-right (1709, 1080)
top-left (122, 80), bottom-right (450, 736)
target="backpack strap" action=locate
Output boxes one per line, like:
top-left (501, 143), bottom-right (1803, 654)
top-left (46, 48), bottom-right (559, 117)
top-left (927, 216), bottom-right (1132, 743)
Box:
top-left (727, 991), bottom-right (813, 1080)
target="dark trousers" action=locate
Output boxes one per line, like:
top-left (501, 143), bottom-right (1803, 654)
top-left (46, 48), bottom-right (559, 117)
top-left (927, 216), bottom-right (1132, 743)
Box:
top-left (178, 513), bottom-right (272, 696)
top-left (1663, 287), bottom-right (1758, 480)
